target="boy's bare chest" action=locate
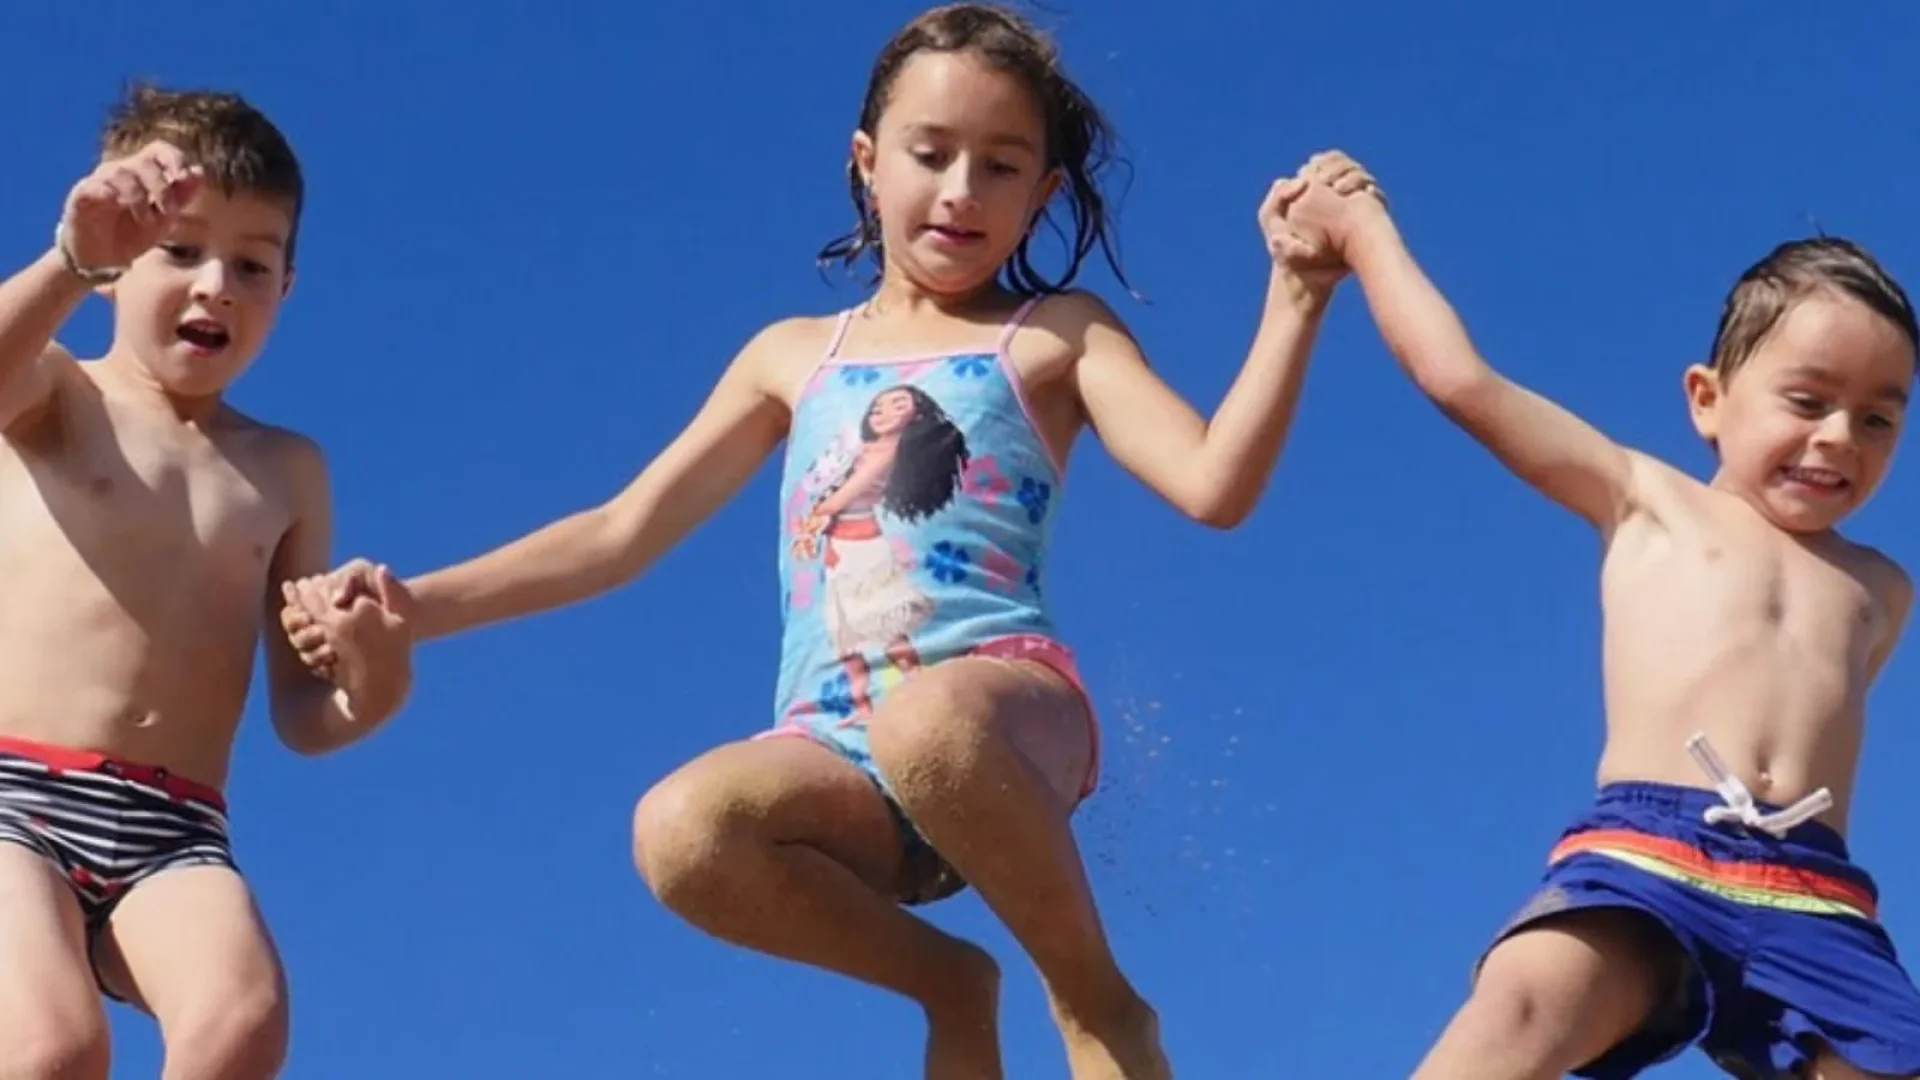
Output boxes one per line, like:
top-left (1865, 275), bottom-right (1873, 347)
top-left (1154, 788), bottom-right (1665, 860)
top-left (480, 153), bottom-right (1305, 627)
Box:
top-left (2, 402), bottom-right (289, 580)
top-left (1608, 508), bottom-right (1881, 660)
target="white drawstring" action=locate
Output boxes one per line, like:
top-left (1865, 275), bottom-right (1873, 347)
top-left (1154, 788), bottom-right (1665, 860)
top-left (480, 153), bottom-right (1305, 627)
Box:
top-left (1685, 732), bottom-right (1833, 839)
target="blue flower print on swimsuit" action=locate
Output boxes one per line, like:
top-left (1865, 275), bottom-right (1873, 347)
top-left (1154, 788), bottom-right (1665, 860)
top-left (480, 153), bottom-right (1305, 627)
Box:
top-left (1025, 561), bottom-right (1043, 595)
top-left (925, 541), bottom-right (972, 584)
top-left (1016, 477), bottom-right (1052, 525)
top-left (817, 671), bottom-right (857, 719)
top-left (949, 355), bottom-right (992, 379)
top-left (839, 366), bottom-right (883, 387)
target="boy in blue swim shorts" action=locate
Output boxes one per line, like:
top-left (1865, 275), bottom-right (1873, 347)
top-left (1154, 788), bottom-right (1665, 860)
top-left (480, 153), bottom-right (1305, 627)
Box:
top-left (1284, 152), bottom-right (1920, 1078)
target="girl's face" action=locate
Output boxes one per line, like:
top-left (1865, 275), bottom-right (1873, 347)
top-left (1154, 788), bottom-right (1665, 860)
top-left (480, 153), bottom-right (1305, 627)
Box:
top-left (852, 49), bottom-right (1061, 298)
top-left (867, 388), bottom-right (917, 435)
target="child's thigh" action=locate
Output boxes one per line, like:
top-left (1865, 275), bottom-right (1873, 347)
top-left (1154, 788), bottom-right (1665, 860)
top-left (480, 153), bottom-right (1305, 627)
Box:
top-left (93, 865), bottom-right (286, 1028)
top-left (874, 656), bottom-right (1093, 810)
top-left (635, 736), bottom-right (910, 896)
top-left (1473, 908), bottom-right (1675, 1054)
top-left (0, 843), bottom-right (107, 1054)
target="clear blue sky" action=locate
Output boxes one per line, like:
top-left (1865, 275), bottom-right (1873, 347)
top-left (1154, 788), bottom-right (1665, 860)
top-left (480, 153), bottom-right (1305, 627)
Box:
top-left (8, 2), bottom-right (1920, 1076)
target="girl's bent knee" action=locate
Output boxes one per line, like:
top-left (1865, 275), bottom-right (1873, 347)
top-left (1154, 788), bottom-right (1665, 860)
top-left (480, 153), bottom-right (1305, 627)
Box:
top-left (631, 782), bottom-right (738, 908)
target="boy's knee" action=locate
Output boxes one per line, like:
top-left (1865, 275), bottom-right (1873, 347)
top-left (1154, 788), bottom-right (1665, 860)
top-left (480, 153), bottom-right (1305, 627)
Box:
top-left (3, 1011), bottom-right (111, 1080)
top-left (164, 981), bottom-right (289, 1078)
top-left (1458, 969), bottom-right (1559, 1047)
top-left (1448, 961), bottom-right (1617, 1074)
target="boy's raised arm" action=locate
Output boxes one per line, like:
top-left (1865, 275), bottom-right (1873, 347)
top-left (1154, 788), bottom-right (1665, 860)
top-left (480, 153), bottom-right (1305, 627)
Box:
top-left (1, 141), bottom-right (202, 434)
top-left (1298, 155), bottom-right (1638, 531)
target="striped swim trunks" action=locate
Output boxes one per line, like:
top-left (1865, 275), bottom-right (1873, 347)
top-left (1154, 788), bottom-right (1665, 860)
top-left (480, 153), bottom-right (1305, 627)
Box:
top-left (0, 734), bottom-right (237, 995)
top-left (1482, 780), bottom-right (1920, 1079)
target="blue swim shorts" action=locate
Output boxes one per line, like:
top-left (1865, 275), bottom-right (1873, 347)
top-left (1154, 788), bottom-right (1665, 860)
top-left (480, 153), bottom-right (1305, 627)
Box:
top-left (1483, 782), bottom-right (1920, 1078)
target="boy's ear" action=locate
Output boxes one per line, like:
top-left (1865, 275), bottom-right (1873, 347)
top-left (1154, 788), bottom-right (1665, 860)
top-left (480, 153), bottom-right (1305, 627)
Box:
top-left (1683, 363), bottom-right (1721, 443)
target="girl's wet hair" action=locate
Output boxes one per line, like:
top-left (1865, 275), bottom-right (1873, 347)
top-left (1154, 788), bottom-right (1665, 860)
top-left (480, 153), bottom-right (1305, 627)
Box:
top-left (859, 387), bottom-right (970, 521)
top-left (818, 3), bottom-right (1130, 296)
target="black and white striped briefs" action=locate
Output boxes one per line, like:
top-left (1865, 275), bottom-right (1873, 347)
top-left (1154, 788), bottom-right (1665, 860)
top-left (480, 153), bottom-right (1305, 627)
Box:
top-left (0, 735), bottom-right (236, 931)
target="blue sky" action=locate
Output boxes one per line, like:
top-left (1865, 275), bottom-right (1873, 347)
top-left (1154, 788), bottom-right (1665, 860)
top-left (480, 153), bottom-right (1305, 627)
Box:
top-left (8, 1), bottom-right (1920, 1076)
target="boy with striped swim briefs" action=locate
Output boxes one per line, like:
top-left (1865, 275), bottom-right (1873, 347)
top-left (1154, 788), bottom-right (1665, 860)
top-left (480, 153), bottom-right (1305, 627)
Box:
top-left (1283, 152), bottom-right (1920, 1078)
top-left (0, 86), bottom-right (411, 1078)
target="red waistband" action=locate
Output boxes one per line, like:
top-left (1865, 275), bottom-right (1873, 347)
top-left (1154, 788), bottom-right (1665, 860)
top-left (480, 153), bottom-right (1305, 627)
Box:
top-left (0, 735), bottom-right (226, 809)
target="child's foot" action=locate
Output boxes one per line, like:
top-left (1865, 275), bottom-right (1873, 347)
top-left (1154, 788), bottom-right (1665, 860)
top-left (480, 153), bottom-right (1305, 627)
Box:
top-left (1052, 991), bottom-right (1171, 1080)
top-left (922, 942), bottom-right (1003, 1080)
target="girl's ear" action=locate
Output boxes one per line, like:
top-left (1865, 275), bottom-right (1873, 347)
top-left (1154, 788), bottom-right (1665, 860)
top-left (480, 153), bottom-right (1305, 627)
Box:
top-left (851, 129), bottom-right (878, 192)
top-left (1027, 167), bottom-right (1062, 229)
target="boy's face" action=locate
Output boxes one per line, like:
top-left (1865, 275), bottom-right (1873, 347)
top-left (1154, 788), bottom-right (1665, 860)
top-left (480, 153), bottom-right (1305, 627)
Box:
top-left (107, 185), bottom-right (296, 400)
top-left (1687, 290), bottom-right (1914, 533)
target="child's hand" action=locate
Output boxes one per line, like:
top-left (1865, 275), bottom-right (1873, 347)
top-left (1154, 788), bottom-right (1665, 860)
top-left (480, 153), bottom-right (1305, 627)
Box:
top-left (1280, 150), bottom-right (1389, 261)
top-left (280, 559), bottom-right (415, 669)
top-left (280, 562), bottom-right (415, 717)
top-left (58, 140), bottom-right (204, 277)
top-left (1261, 175), bottom-right (1348, 294)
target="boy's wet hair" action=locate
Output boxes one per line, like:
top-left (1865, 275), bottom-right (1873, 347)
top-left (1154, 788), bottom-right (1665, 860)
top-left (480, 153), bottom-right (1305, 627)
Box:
top-left (1708, 237), bottom-right (1917, 380)
top-left (818, 2), bottom-right (1130, 296)
top-left (100, 83), bottom-right (305, 268)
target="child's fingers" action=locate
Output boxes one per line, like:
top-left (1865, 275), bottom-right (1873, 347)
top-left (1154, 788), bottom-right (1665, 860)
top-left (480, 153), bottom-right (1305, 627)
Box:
top-left (288, 622), bottom-right (331, 651)
top-left (326, 558), bottom-right (381, 606)
top-left (1257, 175), bottom-right (1304, 223)
top-left (279, 604), bottom-right (313, 636)
top-left (295, 576), bottom-right (338, 619)
top-left (373, 564), bottom-right (406, 613)
top-left (128, 156), bottom-right (173, 208)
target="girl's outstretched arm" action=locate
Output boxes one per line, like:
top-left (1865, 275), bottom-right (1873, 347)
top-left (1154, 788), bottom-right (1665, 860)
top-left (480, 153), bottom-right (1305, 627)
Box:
top-left (402, 320), bottom-right (803, 641)
top-left (1069, 266), bottom-right (1334, 529)
top-left (1066, 176), bottom-right (1349, 529)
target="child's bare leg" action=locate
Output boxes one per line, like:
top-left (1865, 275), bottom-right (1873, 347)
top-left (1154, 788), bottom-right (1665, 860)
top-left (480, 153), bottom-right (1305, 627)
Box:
top-left (1412, 910), bottom-right (1671, 1080)
top-left (867, 658), bottom-right (1167, 1080)
top-left (0, 845), bottom-right (110, 1080)
top-left (634, 737), bottom-right (1003, 1080)
top-left (94, 866), bottom-right (289, 1080)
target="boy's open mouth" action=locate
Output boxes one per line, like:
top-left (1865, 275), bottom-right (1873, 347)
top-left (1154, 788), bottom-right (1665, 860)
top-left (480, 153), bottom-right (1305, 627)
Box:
top-left (177, 319), bottom-right (231, 351)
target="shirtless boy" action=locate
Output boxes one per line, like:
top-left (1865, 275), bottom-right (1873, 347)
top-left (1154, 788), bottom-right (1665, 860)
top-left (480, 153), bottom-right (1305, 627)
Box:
top-left (1285, 153), bottom-right (1920, 1078)
top-left (0, 86), bottom-right (409, 1079)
